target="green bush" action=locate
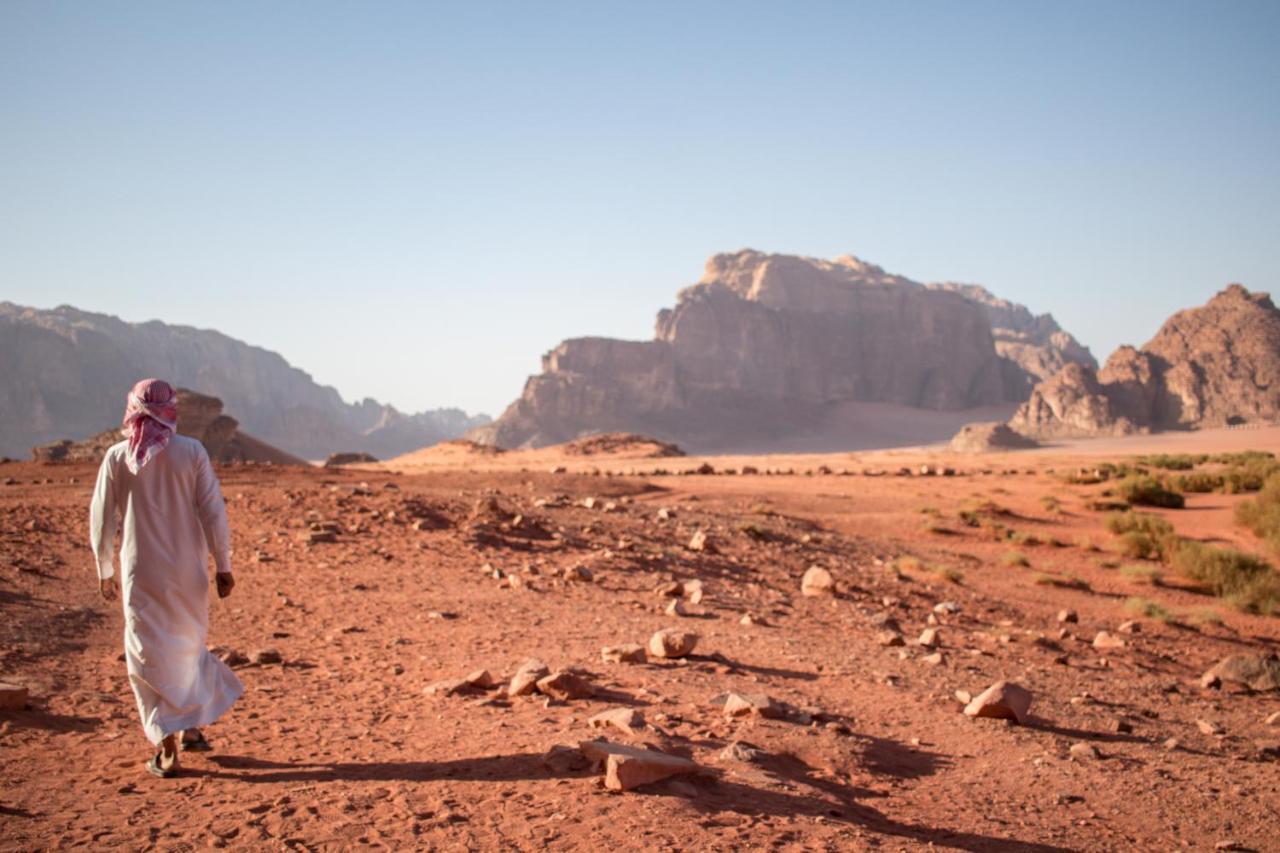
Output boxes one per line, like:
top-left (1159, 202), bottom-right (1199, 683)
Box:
top-left (1235, 472), bottom-right (1280, 554)
top-left (1124, 596), bottom-right (1172, 621)
top-left (1172, 472), bottom-right (1223, 494)
top-left (1107, 512), bottom-right (1177, 560)
top-left (1117, 475), bottom-right (1185, 509)
top-left (1170, 541), bottom-right (1280, 615)
top-left (1002, 551), bottom-right (1030, 568)
top-left (1120, 563), bottom-right (1163, 585)
top-left (1136, 454), bottom-right (1205, 471)
top-left (1221, 456), bottom-right (1280, 494)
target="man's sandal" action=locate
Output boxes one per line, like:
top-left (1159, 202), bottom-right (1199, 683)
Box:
top-left (180, 731), bottom-right (213, 752)
top-left (145, 752), bottom-right (179, 778)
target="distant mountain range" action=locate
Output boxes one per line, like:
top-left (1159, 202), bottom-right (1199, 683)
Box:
top-left (0, 302), bottom-right (489, 460)
top-left (474, 250), bottom-right (1097, 451)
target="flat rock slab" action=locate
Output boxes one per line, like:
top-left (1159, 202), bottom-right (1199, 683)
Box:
top-left (579, 739), bottom-right (702, 791)
top-left (722, 692), bottom-right (785, 719)
top-left (601, 643), bottom-right (647, 664)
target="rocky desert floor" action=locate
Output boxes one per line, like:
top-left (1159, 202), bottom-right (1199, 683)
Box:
top-left (2, 429), bottom-right (1280, 852)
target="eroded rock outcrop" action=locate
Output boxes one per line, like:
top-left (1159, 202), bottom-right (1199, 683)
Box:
top-left (930, 283), bottom-right (1097, 397)
top-left (478, 251), bottom-right (1090, 450)
top-left (949, 421), bottom-right (1040, 453)
top-left (1011, 285), bottom-right (1280, 438)
top-left (31, 389), bottom-right (304, 465)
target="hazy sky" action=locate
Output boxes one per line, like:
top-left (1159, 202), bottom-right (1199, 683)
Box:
top-left (3, 2), bottom-right (1277, 416)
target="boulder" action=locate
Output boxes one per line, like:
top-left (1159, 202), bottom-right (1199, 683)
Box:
top-left (648, 629), bottom-right (698, 659)
top-left (948, 422), bottom-right (1039, 453)
top-left (1201, 654), bottom-right (1280, 692)
top-left (963, 680), bottom-right (1033, 724)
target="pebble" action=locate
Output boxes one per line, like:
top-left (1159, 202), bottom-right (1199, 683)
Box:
top-left (1057, 609), bottom-right (1078, 624)
top-left (800, 566), bottom-right (835, 597)
top-left (648, 629), bottom-right (698, 659)
top-left (1069, 742), bottom-right (1100, 760)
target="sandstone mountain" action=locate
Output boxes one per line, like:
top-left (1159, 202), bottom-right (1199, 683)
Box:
top-left (475, 250), bottom-right (1094, 451)
top-left (0, 302), bottom-right (489, 459)
top-left (32, 389), bottom-right (305, 466)
top-left (1010, 284), bottom-right (1280, 438)
top-left (929, 282), bottom-right (1097, 396)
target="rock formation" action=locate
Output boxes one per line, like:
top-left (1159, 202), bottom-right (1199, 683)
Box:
top-left (1011, 285), bottom-right (1280, 438)
top-left (0, 302), bottom-right (489, 459)
top-left (31, 389), bottom-right (304, 465)
top-left (477, 250), bottom-right (1093, 450)
top-left (929, 283), bottom-right (1097, 397)
top-left (948, 421), bottom-right (1040, 453)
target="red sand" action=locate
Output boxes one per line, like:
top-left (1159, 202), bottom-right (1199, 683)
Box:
top-left (2, 429), bottom-right (1279, 850)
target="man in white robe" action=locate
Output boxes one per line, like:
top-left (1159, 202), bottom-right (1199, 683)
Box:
top-left (90, 378), bottom-right (243, 778)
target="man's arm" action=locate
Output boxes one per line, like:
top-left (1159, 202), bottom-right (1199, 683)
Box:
top-left (193, 445), bottom-right (234, 596)
top-left (89, 451), bottom-right (119, 600)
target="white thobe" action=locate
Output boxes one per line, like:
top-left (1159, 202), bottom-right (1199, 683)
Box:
top-left (90, 435), bottom-right (243, 744)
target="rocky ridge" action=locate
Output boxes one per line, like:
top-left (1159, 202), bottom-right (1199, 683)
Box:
top-left (0, 302), bottom-right (489, 459)
top-left (1011, 285), bottom-right (1280, 438)
top-left (30, 389), bottom-right (304, 466)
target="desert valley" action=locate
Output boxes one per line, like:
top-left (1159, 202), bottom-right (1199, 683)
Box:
top-left (2, 252), bottom-right (1279, 851)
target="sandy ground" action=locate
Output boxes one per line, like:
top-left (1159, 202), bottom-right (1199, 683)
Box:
top-left (2, 428), bottom-right (1279, 851)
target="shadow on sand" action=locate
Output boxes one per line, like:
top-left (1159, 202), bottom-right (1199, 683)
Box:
top-left (205, 750), bottom-right (1073, 852)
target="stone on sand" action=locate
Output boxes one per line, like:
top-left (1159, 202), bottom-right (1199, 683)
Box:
top-left (579, 739), bottom-right (701, 792)
top-left (964, 680), bottom-right (1033, 724)
top-left (589, 707), bottom-right (646, 736)
top-left (722, 692), bottom-right (784, 719)
top-left (1196, 719), bottom-right (1225, 736)
top-left (918, 627), bottom-right (940, 648)
top-left (1201, 653), bottom-right (1280, 692)
top-left (1069, 742), bottom-right (1101, 760)
top-left (464, 669), bottom-right (496, 689)
top-left (601, 643), bottom-right (647, 664)
top-left (687, 530), bottom-right (712, 552)
top-left (648, 629), bottom-right (698, 659)
top-left (876, 630), bottom-right (905, 647)
top-left (1057, 609), bottom-right (1078, 624)
top-left (509, 659), bottom-right (551, 696)
top-left (536, 670), bottom-right (595, 701)
top-left (253, 648), bottom-right (284, 665)
top-left (800, 566), bottom-right (835, 596)
top-left (425, 678), bottom-right (473, 697)
top-left (0, 682), bottom-right (29, 710)
top-left (1092, 631), bottom-right (1127, 650)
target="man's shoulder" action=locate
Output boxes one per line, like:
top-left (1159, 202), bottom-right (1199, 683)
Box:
top-left (169, 434), bottom-right (208, 456)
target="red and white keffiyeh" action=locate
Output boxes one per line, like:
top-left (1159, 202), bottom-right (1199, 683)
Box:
top-left (121, 378), bottom-right (178, 474)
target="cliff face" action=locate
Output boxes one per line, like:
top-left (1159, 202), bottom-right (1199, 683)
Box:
top-left (929, 282), bottom-right (1097, 398)
top-left (0, 303), bottom-right (489, 459)
top-left (1010, 285), bottom-right (1280, 438)
top-left (478, 250), bottom-right (1093, 451)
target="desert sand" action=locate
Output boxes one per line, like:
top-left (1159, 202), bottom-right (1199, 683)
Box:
top-left (2, 427), bottom-right (1279, 851)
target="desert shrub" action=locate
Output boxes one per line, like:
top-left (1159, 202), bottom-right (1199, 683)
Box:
top-left (1220, 456), bottom-right (1280, 494)
top-left (1010, 530), bottom-right (1042, 547)
top-left (1211, 450), bottom-right (1276, 466)
top-left (1235, 472), bottom-right (1280, 554)
top-left (1171, 472), bottom-right (1223, 494)
top-left (1002, 551), bottom-right (1030, 568)
top-left (895, 556), bottom-right (923, 573)
top-left (930, 564), bottom-right (963, 584)
top-left (1124, 596), bottom-right (1172, 621)
top-left (1170, 542), bottom-right (1280, 615)
top-left (1136, 454), bottom-right (1205, 471)
top-left (1120, 563), bottom-right (1163, 585)
top-left (1107, 512), bottom-right (1177, 560)
top-left (1184, 607), bottom-right (1225, 627)
top-left (1040, 495), bottom-right (1063, 513)
top-left (1034, 573), bottom-right (1089, 590)
top-left (1116, 475), bottom-right (1185, 509)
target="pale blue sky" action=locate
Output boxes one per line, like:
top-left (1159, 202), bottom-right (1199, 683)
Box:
top-left (3, 2), bottom-right (1277, 416)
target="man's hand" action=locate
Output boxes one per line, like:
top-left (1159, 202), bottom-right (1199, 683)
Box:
top-left (215, 572), bottom-right (235, 599)
top-left (99, 577), bottom-right (117, 601)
